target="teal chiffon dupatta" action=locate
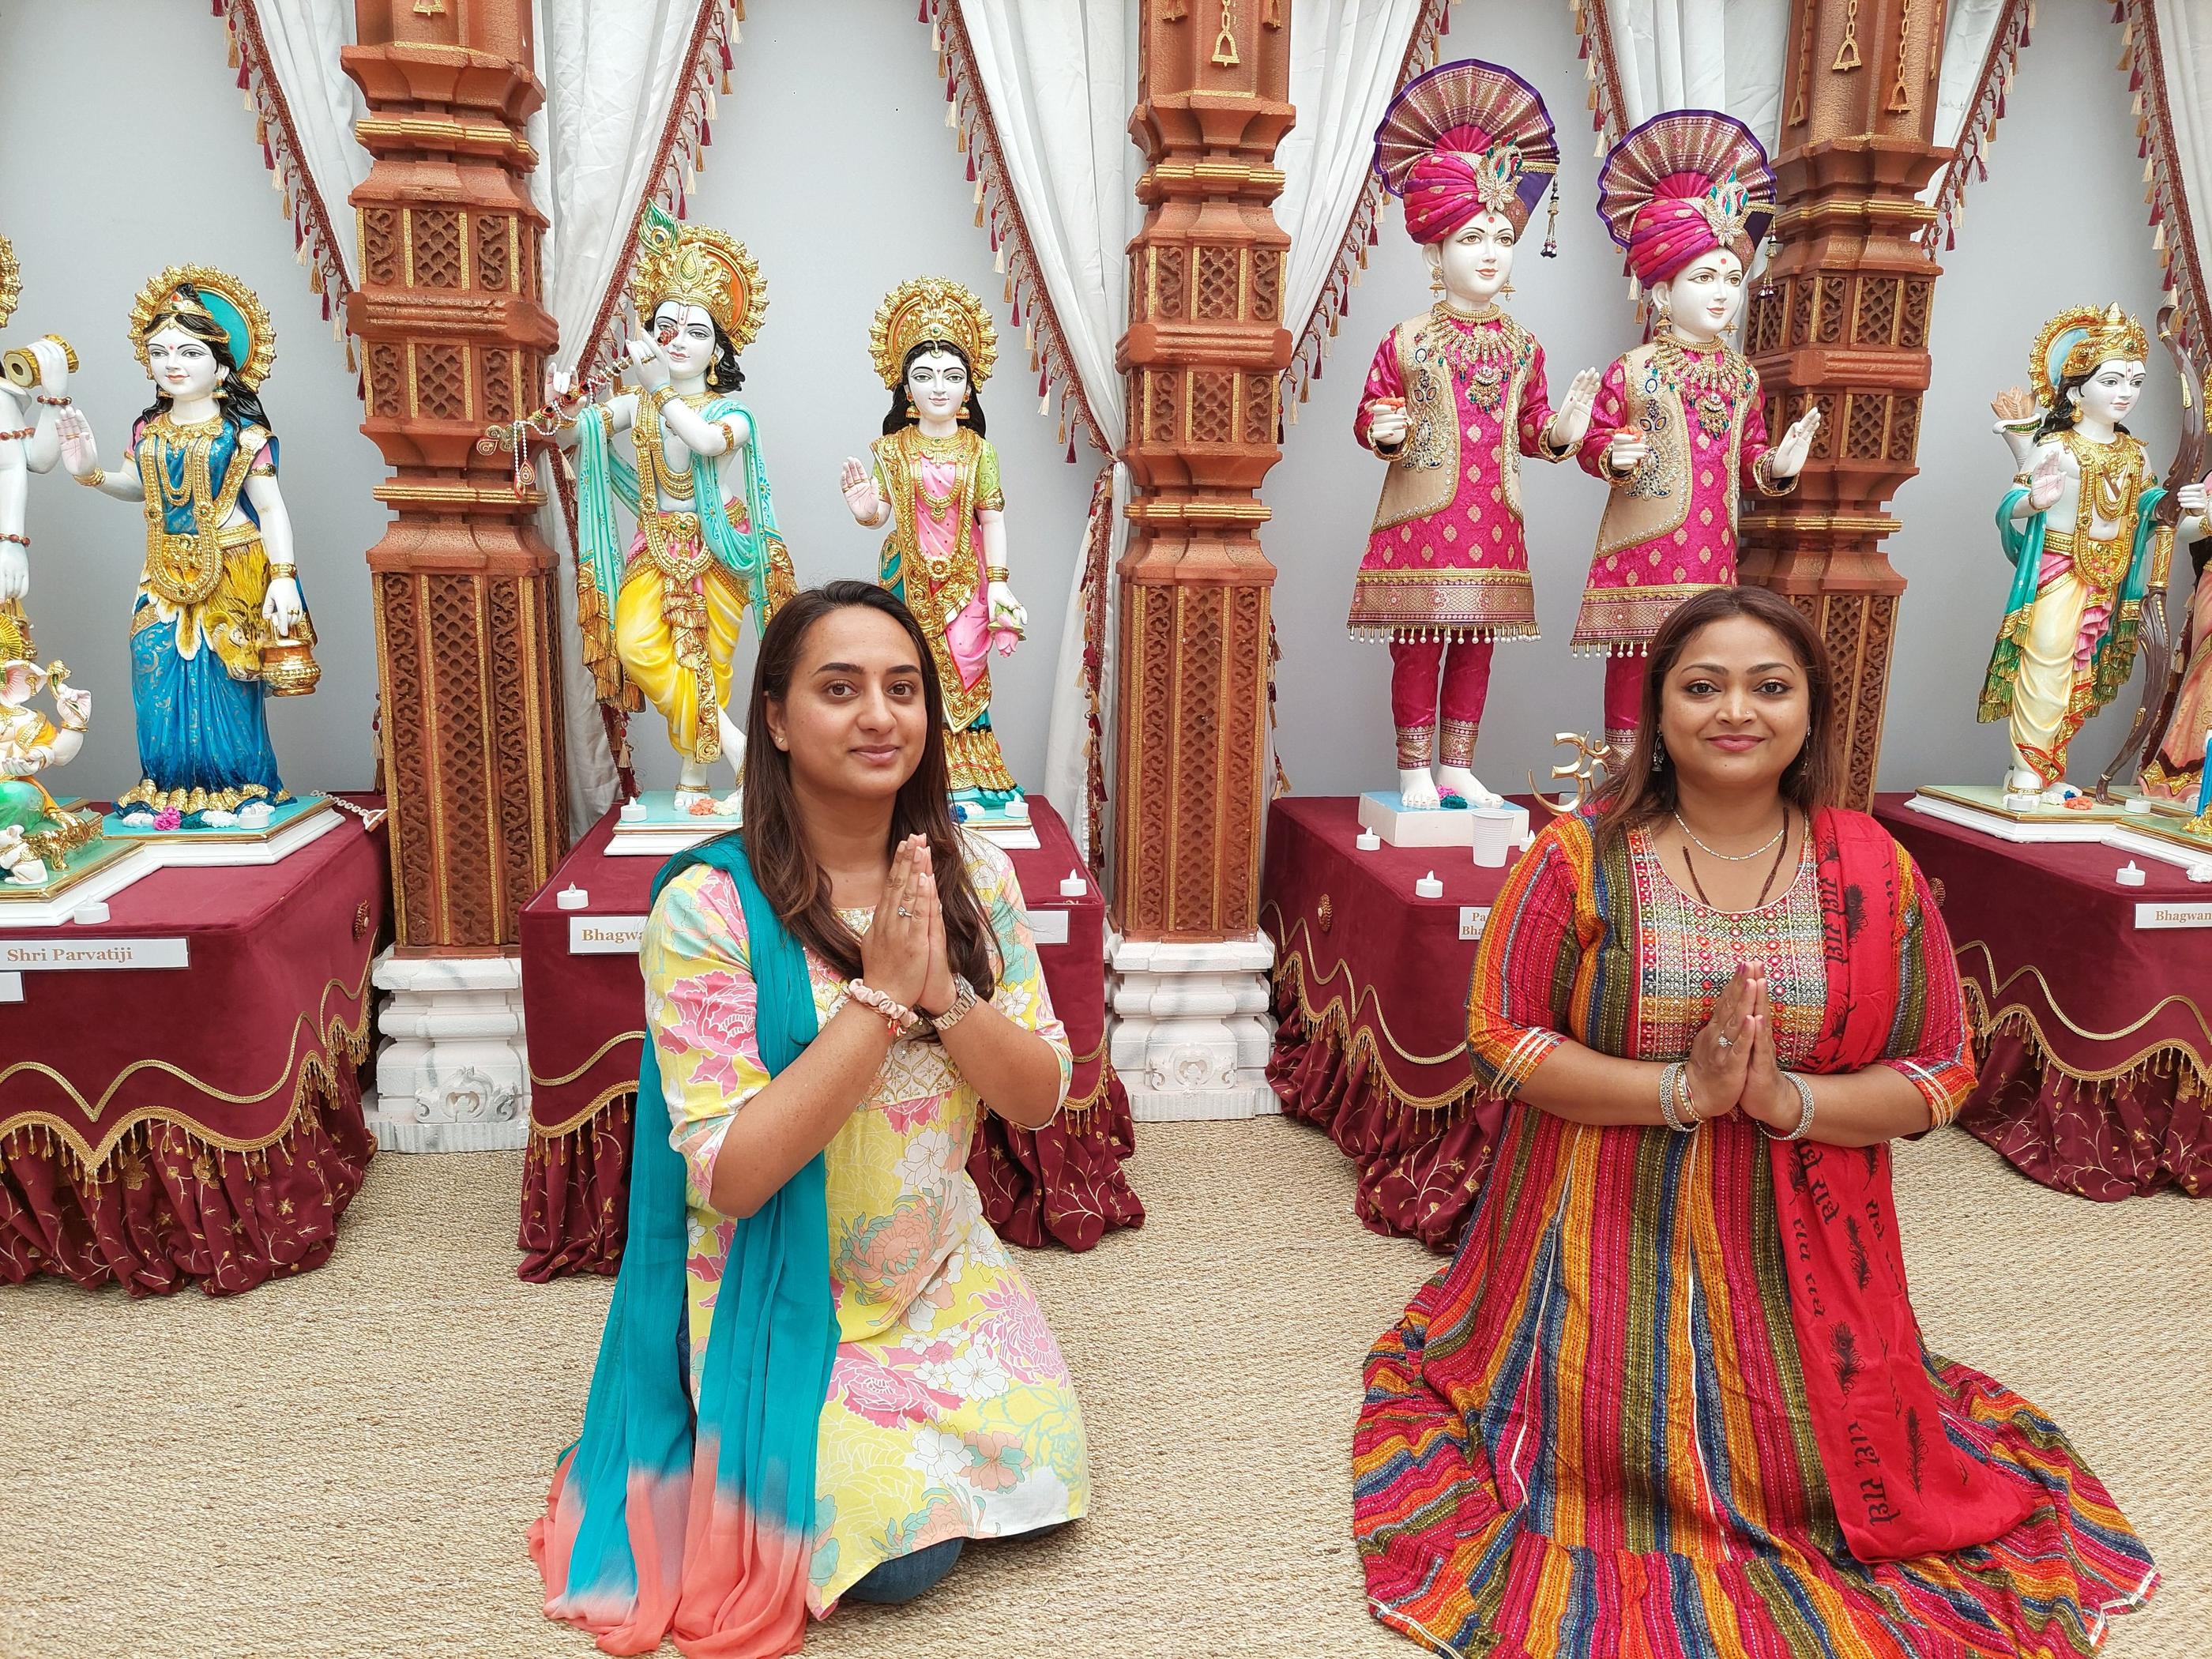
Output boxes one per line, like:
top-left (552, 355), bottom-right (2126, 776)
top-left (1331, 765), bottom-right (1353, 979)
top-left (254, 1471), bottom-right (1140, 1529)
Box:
top-left (531, 835), bottom-right (839, 1657)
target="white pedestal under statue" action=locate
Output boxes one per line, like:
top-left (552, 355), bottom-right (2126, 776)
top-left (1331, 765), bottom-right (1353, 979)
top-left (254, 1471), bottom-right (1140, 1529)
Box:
top-left (363, 950), bottom-right (532, 1152)
top-left (1107, 931), bottom-right (1277, 1121)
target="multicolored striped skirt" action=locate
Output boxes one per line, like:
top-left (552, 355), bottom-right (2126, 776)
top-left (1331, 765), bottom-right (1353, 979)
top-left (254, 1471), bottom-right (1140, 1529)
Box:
top-left (1352, 1105), bottom-right (2157, 1657)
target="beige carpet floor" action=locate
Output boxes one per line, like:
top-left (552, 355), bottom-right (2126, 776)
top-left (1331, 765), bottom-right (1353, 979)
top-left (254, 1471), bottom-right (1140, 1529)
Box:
top-left (0, 1119), bottom-right (2202, 1659)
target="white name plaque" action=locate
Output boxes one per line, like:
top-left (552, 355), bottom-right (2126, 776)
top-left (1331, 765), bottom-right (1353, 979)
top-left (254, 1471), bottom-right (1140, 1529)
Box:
top-left (1025, 908), bottom-right (1070, 946)
top-left (0, 936), bottom-right (190, 971)
top-left (0, 972), bottom-right (20, 1002)
top-left (1459, 905), bottom-right (1491, 942)
top-left (2135, 901), bottom-right (2212, 930)
top-left (570, 916), bottom-right (648, 955)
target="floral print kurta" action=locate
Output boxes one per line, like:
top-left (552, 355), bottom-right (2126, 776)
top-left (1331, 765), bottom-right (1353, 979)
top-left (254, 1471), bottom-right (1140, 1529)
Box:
top-left (641, 834), bottom-right (1089, 1614)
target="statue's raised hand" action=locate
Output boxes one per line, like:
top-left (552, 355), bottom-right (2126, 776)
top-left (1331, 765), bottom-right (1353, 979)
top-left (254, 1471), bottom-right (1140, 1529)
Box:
top-left (1548, 367), bottom-right (1602, 450)
top-left (624, 337), bottom-right (672, 391)
top-left (1771, 404), bottom-right (1822, 479)
top-left (55, 407), bottom-right (99, 480)
top-left (2028, 447), bottom-right (2064, 513)
top-left (839, 457), bottom-right (882, 527)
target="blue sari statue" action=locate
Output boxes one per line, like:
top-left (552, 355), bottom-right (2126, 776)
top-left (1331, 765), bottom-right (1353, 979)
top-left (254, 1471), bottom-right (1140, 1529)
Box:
top-left (58, 268), bottom-right (316, 826)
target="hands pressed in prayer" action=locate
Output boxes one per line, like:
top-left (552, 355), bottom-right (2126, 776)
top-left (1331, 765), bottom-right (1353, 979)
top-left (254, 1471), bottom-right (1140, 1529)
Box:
top-left (1685, 962), bottom-right (1764, 1121)
top-left (860, 835), bottom-right (934, 1011)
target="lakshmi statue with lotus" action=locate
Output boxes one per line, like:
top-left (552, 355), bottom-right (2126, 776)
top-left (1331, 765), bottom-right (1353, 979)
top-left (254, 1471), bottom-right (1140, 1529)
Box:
top-left (839, 277), bottom-right (1030, 834)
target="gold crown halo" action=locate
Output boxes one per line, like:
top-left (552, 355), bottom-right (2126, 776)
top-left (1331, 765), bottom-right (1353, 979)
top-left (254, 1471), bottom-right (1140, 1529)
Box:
top-left (628, 205), bottom-right (766, 354)
top-left (0, 233), bottom-right (19, 332)
top-left (129, 265), bottom-right (276, 391)
top-left (2030, 303), bottom-right (2151, 405)
top-left (869, 277), bottom-right (998, 389)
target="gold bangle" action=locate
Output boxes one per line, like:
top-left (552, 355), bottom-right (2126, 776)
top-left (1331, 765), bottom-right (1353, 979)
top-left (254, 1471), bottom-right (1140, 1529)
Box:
top-left (985, 564), bottom-right (1010, 583)
top-left (715, 419), bottom-right (738, 450)
top-left (266, 561), bottom-right (297, 577)
top-left (651, 385), bottom-right (677, 407)
top-left (75, 468), bottom-right (105, 488)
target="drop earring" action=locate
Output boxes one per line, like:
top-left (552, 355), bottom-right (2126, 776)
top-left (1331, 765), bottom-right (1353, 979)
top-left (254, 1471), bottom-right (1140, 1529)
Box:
top-left (1429, 269), bottom-right (1445, 297)
top-left (1651, 739), bottom-right (1667, 774)
top-left (905, 398), bottom-right (918, 420)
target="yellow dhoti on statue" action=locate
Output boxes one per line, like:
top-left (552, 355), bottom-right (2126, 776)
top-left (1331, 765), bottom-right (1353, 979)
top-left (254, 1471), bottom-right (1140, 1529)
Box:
top-left (2007, 568), bottom-right (2097, 778)
top-left (616, 522), bottom-right (750, 768)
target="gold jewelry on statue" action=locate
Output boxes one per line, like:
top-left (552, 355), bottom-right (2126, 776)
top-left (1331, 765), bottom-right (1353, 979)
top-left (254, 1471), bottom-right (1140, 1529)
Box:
top-left (714, 419), bottom-right (738, 451)
top-left (0, 232), bottom-right (19, 331)
top-left (1650, 335), bottom-right (1753, 441)
top-left (266, 560), bottom-right (297, 577)
top-left (869, 276), bottom-right (999, 389)
top-left (627, 201), bottom-right (766, 352)
top-left (130, 265), bottom-right (276, 391)
top-left (985, 564), bottom-right (1010, 582)
top-left (905, 399), bottom-right (918, 420)
top-left (2030, 303), bottom-right (2150, 407)
top-left (76, 468), bottom-right (105, 488)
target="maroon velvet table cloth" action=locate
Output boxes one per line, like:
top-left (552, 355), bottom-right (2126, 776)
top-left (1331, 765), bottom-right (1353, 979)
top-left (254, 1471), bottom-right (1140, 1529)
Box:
top-left (1259, 796), bottom-right (1518, 1251)
top-left (0, 802), bottom-right (386, 1295)
top-left (1877, 795), bottom-right (2210, 1200)
top-left (517, 799), bottom-right (1142, 1280)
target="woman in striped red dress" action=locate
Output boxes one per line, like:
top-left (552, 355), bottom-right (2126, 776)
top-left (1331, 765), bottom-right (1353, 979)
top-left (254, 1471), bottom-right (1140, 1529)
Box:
top-left (1353, 585), bottom-right (2154, 1657)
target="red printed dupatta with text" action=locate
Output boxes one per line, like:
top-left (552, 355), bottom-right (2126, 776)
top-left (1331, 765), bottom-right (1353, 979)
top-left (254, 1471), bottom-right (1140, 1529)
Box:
top-left (1779, 810), bottom-right (2036, 1561)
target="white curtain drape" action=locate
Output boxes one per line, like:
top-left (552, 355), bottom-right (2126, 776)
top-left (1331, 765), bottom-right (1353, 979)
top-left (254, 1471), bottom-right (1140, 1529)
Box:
top-left (1595, 0), bottom-right (1792, 146)
top-left (2147, 0), bottom-right (2212, 351)
top-left (1274, 0), bottom-right (1435, 397)
top-left (529, 0), bottom-right (734, 831)
top-left (1932, 0), bottom-right (2011, 152)
top-left (945, 0), bottom-right (1135, 865)
top-left (232, 1), bottom-right (371, 288)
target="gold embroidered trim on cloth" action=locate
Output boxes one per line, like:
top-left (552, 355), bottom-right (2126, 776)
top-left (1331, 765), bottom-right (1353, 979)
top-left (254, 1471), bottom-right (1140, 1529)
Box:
top-left (875, 425), bottom-right (991, 732)
top-left (0, 960), bottom-right (374, 1175)
top-left (1349, 568), bottom-right (1539, 638)
top-left (1569, 582), bottom-right (1726, 650)
top-left (1962, 980), bottom-right (2210, 1093)
top-left (945, 721), bottom-right (1016, 794)
top-left (1953, 942), bottom-right (2210, 1084)
top-left (0, 599), bottom-right (31, 661)
top-left (1266, 906), bottom-right (1480, 1112)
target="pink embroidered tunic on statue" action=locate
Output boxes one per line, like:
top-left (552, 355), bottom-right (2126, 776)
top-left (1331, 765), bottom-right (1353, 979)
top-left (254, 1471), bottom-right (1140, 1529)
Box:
top-left (1581, 106), bottom-right (1791, 739)
top-left (1571, 338), bottom-right (1791, 668)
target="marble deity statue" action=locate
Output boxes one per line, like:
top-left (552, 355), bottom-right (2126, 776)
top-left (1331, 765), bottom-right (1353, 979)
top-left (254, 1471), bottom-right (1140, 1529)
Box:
top-left (0, 658), bottom-right (95, 884)
top-left (1983, 304), bottom-right (2206, 798)
top-left (0, 231), bottom-right (73, 665)
top-left (839, 277), bottom-right (1029, 821)
top-left (57, 267), bottom-right (318, 828)
top-left (1353, 60), bottom-right (1599, 811)
top-left (1576, 113), bottom-right (1821, 756)
top-left (548, 203), bottom-right (796, 814)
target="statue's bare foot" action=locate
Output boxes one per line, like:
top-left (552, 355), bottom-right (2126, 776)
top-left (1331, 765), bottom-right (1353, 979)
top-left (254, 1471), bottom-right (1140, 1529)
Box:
top-left (672, 786), bottom-right (713, 811)
top-left (1398, 767), bottom-right (1440, 811)
top-left (1437, 766), bottom-right (1504, 808)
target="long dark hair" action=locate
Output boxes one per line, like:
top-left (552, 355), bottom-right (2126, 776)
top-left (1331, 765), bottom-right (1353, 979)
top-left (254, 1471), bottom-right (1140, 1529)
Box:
top-left (880, 340), bottom-right (987, 437)
top-left (742, 581), bottom-right (998, 995)
top-left (1592, 585), bottom-right (1839, 843)
top-left (136, 285), bottom-right (273, 433)
top-left (2033, 362), bottom-right (2135, 442)
top-left (649, 300), bottom-right (747, 394)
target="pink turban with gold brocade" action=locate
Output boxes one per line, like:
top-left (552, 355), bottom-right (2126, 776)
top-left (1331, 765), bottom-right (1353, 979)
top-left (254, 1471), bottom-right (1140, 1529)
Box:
top-left (1374, 61), bottom-right (1559, 249)
top-left (1596, 111), bottom-right (1776, 288)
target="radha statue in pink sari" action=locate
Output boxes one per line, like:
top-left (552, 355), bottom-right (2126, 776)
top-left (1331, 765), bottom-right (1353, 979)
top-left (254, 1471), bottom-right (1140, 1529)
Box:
top-left (840, 279), bottom-right (1028, 828)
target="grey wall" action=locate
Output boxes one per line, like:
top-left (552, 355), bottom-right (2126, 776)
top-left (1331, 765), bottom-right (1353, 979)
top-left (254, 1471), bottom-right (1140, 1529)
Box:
top-left (1, 0), bottom-right (2186, 815)
top-left (1264, 0), bottom-right (2190, 798)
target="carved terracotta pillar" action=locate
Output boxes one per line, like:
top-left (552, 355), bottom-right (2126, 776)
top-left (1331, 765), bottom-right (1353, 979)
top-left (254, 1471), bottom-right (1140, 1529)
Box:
top-left (345, 1), bottom-right (566, 1149)
top-left (1106, 2), bottom-right (1293, 1119)
top-left (1741, 0), bottom-right (1948, 807)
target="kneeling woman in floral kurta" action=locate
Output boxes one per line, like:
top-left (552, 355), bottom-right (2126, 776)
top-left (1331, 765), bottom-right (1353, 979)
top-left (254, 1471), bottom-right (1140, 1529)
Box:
top-left (533, 581), bottom-right (1088, 1654)
top-left (1353, 585), bottom-right (2154, 1658)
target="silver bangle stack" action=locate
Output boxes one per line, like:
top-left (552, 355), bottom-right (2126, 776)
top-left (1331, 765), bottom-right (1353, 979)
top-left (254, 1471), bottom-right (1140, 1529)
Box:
top-left (1759, 1071), bottom-right (1817, 1142)
top-left (1657, 1061), bottom-right (1698, 1132)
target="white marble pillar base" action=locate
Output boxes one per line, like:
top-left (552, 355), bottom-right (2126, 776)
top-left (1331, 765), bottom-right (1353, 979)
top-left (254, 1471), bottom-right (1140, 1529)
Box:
top-left (1107, 932), bottom-right (1278, 1121)
top-left (363, 949), bottom-right (532, 1152)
